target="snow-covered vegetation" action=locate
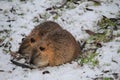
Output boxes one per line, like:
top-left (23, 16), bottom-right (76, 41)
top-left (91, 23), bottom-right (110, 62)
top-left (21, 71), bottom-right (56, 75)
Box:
top-left (0, 0), bottom-right (120, 80)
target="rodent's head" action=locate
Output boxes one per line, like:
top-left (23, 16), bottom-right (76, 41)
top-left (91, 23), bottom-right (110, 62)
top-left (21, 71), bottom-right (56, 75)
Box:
top-left (19, 35), bottom-right (53, 67)
top-left (18, 35), bottom-right (40, 58)
top-left (29, 40), bottom-right (53, 67)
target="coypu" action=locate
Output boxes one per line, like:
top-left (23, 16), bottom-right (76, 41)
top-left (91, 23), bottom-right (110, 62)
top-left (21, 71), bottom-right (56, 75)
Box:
top-left (18, 21), bottom-right (81, 68)
top-left (18, 21), bottom-right (62, 60)
top-left (29, 29), bottom-right (81, 67)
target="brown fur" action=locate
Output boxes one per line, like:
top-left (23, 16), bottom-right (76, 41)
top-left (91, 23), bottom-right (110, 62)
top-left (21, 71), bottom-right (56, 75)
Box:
top-left (30, 29), bottom-right (81, 67)
top-left (18, 21), bottom-right (81, 67)
top-left (18, 21), bottom-right (62, 58)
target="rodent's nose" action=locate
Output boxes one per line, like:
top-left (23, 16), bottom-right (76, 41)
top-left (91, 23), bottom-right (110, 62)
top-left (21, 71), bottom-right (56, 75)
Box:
top-left (29, 58), bottom-right (34, 64)
top-left (18, 48), bottom-right (26, 55)
top-left (29, 48), bottom-right (39, 64)
top-left (18, 49), bottom-right (22, 54)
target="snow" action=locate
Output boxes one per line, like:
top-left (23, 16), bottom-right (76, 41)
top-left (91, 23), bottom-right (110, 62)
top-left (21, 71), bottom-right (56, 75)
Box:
top-left (0, 0), bottom-right (120, 80)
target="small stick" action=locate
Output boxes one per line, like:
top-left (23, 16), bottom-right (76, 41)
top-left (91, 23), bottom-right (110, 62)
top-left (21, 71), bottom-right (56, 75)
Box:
top-left (0, 70), bottom-right (4, 72)
top-left (10, 59), bottom-right (36, 69)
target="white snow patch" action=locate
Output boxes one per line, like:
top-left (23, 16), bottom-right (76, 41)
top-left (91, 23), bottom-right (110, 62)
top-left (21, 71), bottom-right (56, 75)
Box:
top-left (0, 0), bottom-right (120, 80)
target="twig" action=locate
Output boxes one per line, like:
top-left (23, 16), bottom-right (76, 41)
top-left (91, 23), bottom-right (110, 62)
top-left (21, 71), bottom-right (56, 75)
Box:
top-left (10, 59), bottom-right (36, 69)
top-left (0, 70), bottom-right (4, 72)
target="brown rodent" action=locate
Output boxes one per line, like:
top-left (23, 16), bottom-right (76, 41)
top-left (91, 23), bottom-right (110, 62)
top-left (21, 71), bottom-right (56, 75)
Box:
top-left (29, 29), bottom-right (81, 67)
top-left (18, 21), bottom-right (62, 59)
top-left (18, 21), bottom-right (81, 67)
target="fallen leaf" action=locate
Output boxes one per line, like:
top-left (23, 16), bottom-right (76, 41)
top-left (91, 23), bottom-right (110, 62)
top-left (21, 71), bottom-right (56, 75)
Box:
top-left (112, 73), bottom-right (118, 79)
top-left (85, 30), bottom-right (95, 35)
top-left (42, 71), bottom-right (50, 74)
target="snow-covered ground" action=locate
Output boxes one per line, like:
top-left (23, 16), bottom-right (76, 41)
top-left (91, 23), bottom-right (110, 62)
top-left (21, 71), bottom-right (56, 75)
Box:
top-left (0, 0), bottom-right (120, 80)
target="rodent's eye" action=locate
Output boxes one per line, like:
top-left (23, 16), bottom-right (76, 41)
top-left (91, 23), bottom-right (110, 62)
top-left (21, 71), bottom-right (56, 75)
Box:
top-left (30, 38), bottom-right (36, 43)
top-left (39, 47), bottom-right (45, 51)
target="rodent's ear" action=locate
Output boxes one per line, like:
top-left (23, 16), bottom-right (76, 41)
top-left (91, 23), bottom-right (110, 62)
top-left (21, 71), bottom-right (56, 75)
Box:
top-left (30, 38), bottom-right (36, 43)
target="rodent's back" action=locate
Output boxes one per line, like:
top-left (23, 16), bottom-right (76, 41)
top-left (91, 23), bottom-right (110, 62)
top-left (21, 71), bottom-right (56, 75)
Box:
top-left (38, 29), bottom-right (81, 66)
top-left (29, 21), bottom-right (62, 37)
